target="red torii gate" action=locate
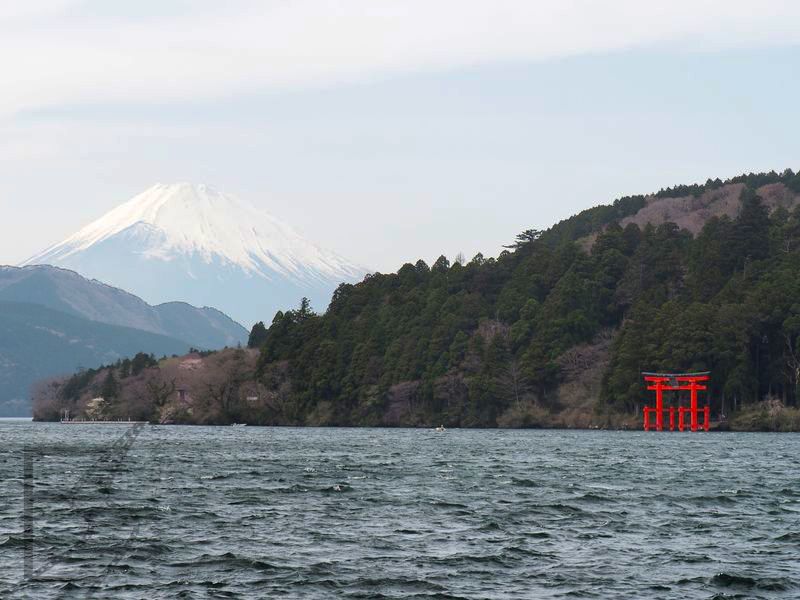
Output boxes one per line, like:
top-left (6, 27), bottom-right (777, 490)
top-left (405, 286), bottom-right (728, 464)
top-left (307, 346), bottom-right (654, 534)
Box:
top-left (642, 372), bottom-right (710, 432)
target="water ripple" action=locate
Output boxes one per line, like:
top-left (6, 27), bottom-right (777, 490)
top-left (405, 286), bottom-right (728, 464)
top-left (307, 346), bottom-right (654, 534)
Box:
top-left (0, 423), bottom-right (799, 599)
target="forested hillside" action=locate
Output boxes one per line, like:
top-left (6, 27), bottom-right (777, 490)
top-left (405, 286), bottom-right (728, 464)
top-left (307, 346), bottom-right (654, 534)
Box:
top-left (1, 302), bottom-right (188, 416)
top-left (0, 265), bottom-right (246, 415)
top-left (35, 169), bottom-right (800, 429)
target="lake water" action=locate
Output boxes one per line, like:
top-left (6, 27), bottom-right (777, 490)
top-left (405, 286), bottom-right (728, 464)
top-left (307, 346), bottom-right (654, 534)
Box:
top-left (1, 423), bottom-right (798, 599)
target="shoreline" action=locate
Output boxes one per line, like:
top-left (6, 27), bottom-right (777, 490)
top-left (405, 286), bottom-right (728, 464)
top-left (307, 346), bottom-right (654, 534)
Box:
top-left (22, 418), bottom-right (800, 432)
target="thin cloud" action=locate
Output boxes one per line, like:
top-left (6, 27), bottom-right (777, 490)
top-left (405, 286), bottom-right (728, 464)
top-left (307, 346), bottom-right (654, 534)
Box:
top-left (1, 0), bottom-right (800, 116)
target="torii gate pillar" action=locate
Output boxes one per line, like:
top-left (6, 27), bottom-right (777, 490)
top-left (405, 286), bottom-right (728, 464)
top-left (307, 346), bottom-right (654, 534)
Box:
top-left (654, 379), bottom-right (664, 431)
top-left (643, 373), bottom-right (710, 432)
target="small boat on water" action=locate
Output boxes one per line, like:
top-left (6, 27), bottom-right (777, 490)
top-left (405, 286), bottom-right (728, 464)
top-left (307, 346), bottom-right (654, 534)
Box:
top-left (434, 425), bottom-right (446, 432)
top-left (231, 423), bottom-right (247, 427)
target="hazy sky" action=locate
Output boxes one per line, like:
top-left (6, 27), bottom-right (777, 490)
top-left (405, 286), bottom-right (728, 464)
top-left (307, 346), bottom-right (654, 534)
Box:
top-left (1, 1), bottom-right (800, 272)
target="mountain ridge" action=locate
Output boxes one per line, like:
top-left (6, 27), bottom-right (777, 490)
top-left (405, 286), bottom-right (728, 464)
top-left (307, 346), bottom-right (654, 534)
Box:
top-left (22, 183), bottom-right (369, 325)
top-left (0, 300), bottom-right (190, 416)
top-left (0, 265), bottom-right (247, 349)
top-left (0, 264), bottom-right (249, 416)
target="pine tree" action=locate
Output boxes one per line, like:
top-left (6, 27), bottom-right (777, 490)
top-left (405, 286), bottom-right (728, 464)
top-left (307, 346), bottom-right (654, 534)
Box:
top-left (248, 321), bottom-right (268, 348)
top-left (101, 370), bottom-right (119, 400)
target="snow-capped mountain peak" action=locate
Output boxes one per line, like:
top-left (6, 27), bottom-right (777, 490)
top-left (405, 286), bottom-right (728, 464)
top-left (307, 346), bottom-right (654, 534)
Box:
top-left (29, 183), bottom-right (364, 282)
top-left (23, 183), bottom-right (368, 325)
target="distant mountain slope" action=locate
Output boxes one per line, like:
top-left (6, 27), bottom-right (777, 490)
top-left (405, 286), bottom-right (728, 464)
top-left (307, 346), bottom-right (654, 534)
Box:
top-left (0, 301), bottom-right (189, 416)
top-left (22, 183), bottom-right (368, 326)
top-left (0, 265), bottom-right (247, 349)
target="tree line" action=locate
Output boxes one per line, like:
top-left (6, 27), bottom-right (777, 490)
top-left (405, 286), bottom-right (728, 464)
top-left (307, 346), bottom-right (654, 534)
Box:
top-left (243, 170), bottom-right (800, 427)
top-left (34, 168), bottom-right (800, 428)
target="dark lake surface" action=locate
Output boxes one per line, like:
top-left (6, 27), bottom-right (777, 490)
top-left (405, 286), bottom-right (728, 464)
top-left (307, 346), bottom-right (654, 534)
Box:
top-left (1, 422), bottom-right (799, 599)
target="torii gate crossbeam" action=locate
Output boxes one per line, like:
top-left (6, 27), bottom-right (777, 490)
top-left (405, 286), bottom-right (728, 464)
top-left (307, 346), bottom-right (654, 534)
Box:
top-left (642, 372), bottom-right (710, 432)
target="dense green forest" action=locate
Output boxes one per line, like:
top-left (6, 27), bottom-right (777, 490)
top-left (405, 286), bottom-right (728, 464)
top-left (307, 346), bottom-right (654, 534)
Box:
top-left (247, 171), bottom-right (800, 426)
top-left (35, 169), bottom-right (800, 429)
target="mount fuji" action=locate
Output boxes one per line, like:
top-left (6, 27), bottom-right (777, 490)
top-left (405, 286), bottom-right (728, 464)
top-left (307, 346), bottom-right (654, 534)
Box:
top-left (23, 183), bottom-right (369, 326)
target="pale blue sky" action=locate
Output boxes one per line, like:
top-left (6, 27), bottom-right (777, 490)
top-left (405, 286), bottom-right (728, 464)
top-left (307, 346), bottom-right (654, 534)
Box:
top-left (1, 2), bottom-right (799, 272)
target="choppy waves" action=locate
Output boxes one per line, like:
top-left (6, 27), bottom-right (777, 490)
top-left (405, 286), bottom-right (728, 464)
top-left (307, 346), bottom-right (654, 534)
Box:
top-left (1, 424), bottom-right (799, 598)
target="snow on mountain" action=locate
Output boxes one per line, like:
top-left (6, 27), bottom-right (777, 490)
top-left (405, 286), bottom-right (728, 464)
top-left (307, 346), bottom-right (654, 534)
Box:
top-left (23, 183), bottom-right (369, 326)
